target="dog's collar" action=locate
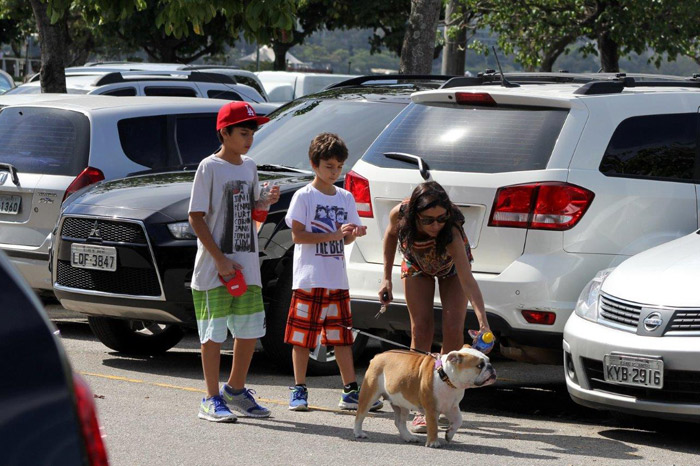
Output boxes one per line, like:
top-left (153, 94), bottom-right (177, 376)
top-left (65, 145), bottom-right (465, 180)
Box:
top-left (434, 358), bottom-right (458, 389)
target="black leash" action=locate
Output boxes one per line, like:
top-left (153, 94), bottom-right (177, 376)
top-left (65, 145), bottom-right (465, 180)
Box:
top-left (343, 325), bottom-right (436, 358)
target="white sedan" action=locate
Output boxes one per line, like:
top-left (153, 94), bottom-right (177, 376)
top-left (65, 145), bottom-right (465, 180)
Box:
top-left (563, 230), bottom-right (700, 421)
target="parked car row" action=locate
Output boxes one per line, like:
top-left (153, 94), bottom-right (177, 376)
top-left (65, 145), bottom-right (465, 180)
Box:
top-left (1, 71), bottom-right (699, 424)
top-left (49, 74), bottom-right (454, 375)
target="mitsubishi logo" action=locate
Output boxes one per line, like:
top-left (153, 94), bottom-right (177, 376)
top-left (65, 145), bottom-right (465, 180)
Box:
top-left (0, 173), bottom-right (7, 185)
top-left (643, 312), bottom-right (663, 331)
top-left (88, 221), bottom-right (101, 239)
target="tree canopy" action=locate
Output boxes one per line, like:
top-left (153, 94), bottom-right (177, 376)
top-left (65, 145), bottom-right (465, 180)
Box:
top-left (458, 0), bottom-right (700, 72)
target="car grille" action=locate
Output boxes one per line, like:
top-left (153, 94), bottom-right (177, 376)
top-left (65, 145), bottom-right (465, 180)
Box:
top-left (61, 217), bottom-right (147, 244)
top-left (56, 260), bottom-right (161, 296)
top-left (668, 310), bottom-right (700, 332)
top-left (599, 294), bottom-right (640, 330)
top-left (582, 358), bottom-right (700, 404)
top-left (57, 217), bottom-right (161, 297)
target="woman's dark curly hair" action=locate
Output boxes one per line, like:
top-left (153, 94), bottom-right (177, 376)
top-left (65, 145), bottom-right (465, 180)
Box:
top-left (398, 181), bottom-right (463, 257)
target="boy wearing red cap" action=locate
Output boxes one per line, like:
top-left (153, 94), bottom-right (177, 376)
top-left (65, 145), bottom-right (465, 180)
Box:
top-left (189, 101), bottom-right (280, 422)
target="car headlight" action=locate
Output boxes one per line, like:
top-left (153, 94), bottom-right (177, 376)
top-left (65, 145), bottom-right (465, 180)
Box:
top-left (167, 222), bottom-right (196, 240)
top-left (574, 268), bottom-right (615, 322)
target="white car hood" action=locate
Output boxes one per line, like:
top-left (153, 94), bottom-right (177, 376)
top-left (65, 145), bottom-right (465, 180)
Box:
top-left (602, 232), bottom-right (700, 308)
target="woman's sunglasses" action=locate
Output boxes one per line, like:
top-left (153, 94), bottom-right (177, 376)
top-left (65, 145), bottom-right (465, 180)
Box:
top-left (418, 213), bottom-right (450, 225)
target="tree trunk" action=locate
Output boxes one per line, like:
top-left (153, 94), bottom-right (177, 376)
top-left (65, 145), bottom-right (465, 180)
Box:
top-left (400, 0), bottom-right (441, 74)
top-left (597, 30), bottom-right (620, 72)
top-left (441, 0), bottom-right (466, 75)
top-left (29, 0), bottom-right (67, 93)
top-left (272, 42), bottom-right (292, 71)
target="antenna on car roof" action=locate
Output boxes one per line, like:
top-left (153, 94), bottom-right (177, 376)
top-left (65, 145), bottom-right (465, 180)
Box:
top-left (491, 46), bottom-right (519, 88)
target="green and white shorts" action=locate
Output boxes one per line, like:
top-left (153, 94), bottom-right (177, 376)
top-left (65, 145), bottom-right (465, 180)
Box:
top-left (192, 285), bottom-right (265, 344)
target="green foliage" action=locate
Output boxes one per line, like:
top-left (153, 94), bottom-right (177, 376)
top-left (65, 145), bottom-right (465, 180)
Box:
top-left (460, 0), bottom-right (700, 72)
top-left (267, 0), bottom-right (409, 70)
top-left (44, 0), bottom-right (296, 46)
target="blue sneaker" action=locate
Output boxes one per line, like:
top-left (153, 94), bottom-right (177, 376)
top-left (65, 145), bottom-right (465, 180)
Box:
top-left (198, 395), bottom-right (238, 423)
top-left (288, 385), bottom-right (309, 411)
top-left (338, 389), bottom-right (383, 412)
top-left (220, 385), bottom-right (271, 418)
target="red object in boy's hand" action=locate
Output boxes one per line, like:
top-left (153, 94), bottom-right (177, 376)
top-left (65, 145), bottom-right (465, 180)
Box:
top-left (219, 271), bottom-right (247, 297)
top-left (252, 209), bottom-right (268, 222)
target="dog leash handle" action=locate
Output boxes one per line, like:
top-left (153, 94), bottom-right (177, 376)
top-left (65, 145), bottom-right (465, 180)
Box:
top-left (374, 292), bottom-right (389, 319)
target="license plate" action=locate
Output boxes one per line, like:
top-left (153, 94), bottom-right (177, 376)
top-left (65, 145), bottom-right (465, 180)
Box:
top-left (603, 353), bottom-right (664, 389)
top-left (0, 194), bottom-right (20, 214)
top-left (71, 244), bottom-right (117, 272)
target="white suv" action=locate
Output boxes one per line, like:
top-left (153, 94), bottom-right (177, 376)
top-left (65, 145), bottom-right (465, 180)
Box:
top-left (345, 72), bottom-right (700, 364)
top-left (8, 70), bottom-right (268, 104)
top-left (0, 95), bottom-right (269, 295)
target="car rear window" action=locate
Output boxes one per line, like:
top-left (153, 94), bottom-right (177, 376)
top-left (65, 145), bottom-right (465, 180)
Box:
top-left (119, 113), bottom-right (219, 169)
top-left (248, 99), bottom-right (406, 174)
top-left (361, 102), bottom-right (568, 173)
top-left (0, 107), bottom-right (90, 175)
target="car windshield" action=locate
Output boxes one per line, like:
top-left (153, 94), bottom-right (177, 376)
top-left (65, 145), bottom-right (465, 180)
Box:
top-left (248, 97), bottom-right (405, 175)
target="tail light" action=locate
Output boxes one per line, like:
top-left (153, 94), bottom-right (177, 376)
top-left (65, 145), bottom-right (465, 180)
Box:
top-left (72, 373), bottom-right (109, 466)
top-left (63, 167), bottom-right (105, 202)
top-left (345, 170), bottom-right (373, 217)
top-left (522, 309), bottom-right (557, 325)
top-left (489, 182), bottom-right (594, 231)
top-left (455, 92), bottom-right (496, 106)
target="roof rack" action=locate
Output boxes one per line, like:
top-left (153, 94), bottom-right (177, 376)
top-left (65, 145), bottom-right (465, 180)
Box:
top-left (93, 70), bottom-right (237, 86)
top-left (441, 71), bottom-right (700, 95)
top-left (574, 74), bottom-right (700, 95)
top-left (441, 71), bottom-right (600, 89)
top-left (327, 74), bottom-right (456, 90)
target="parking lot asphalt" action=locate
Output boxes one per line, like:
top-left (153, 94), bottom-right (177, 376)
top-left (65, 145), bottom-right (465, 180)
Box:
top-left (49, 309), bottom-right (700, 466)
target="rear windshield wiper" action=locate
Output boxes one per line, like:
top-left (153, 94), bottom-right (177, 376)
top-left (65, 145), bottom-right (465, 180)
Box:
top-left (256, 164), bottom-right (313, 175)
top-left (0, 163), bottom-right (20, 186)
top-left (382, 152), bottom-right (430, 180)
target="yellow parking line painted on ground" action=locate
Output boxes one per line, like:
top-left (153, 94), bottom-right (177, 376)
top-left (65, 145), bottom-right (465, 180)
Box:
top-left (80, 371), bottom-right (365, 415)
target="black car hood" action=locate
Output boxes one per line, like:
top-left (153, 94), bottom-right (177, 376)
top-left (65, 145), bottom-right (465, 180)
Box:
top-left (64, 170), bottom-right (313, 221)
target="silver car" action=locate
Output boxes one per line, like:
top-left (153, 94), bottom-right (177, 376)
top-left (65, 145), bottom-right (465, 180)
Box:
top-left (564, 231), bottom-right (700, 421)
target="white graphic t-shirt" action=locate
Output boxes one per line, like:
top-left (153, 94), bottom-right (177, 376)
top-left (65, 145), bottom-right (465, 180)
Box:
top-left (189, 154), bottom-right (261, 291)
top-left (285, 184), bottom-right (362, 290)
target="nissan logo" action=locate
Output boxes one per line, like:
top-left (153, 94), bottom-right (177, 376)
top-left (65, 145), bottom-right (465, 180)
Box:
top-left (643, 312), bottom-right (663, 331)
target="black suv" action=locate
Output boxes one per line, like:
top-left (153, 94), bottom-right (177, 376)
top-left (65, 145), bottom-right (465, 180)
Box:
top-left (50, 75), bottom-right (453, 375)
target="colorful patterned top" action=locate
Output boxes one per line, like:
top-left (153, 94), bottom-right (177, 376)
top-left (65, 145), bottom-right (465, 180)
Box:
top-left (397, 201), bottom-right (473, 279)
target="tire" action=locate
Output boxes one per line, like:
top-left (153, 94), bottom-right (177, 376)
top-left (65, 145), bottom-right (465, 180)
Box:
top-left (87, 316), bottom-right (185, 355)
top-left (260, 262), bottom-right (368, 376)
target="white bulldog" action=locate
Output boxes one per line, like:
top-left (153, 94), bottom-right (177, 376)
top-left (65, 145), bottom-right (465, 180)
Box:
top-left (354, 345), bottom-right (497, 447)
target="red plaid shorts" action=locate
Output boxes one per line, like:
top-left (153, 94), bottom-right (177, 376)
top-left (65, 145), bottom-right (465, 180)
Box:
top-left (284, 288), bottom-right (354, 349)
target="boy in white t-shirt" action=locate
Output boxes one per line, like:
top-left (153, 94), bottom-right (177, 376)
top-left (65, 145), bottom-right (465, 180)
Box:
top-left (284, 133), bottom-right (382, 413)
top-left (189, 101), bottom-right (280, 422)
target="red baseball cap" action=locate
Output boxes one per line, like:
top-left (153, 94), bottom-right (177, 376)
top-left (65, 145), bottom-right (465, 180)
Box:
top-left (216, 101), bottom-right (270, 130)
